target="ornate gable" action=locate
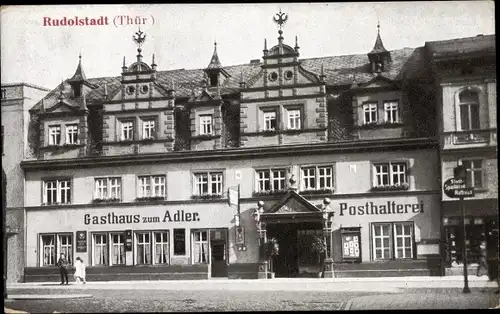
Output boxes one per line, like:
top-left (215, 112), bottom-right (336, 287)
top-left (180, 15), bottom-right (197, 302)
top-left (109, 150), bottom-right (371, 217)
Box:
top-left (268, 191), bottom-right (321, 214)
top-left (45, 101), bottom-right (80, 113)
top-left (359, 75), bottom-right (397, 89)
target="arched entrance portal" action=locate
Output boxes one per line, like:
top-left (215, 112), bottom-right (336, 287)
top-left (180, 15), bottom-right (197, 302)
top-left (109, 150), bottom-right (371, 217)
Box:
top-left (259, 191), bottom-right (331, 278)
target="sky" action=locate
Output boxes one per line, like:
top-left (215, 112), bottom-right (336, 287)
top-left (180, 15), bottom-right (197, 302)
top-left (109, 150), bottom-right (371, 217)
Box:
top-left (0, 2), bottom-right (495, 91)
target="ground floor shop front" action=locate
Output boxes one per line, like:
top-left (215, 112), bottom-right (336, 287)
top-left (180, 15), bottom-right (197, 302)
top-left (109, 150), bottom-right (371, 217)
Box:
top-left (441, 198), bottom-right (499, 279)
top-left (23, 191), bottom-right (444, 281)
top-left (256, 191), bottom-right (442, 278)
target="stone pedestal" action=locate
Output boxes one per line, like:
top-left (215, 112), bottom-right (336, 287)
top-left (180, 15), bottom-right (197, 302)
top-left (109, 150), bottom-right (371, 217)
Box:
top-left (257, 261), bottom-right (268, 279)
top-left (323, 258), bottom-right (335, 278)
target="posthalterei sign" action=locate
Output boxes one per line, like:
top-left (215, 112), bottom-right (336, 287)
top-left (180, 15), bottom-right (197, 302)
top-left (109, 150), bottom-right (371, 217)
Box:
top-left (339, 201), bottom-right (424, 216)
top-left (84, 210), bottom-right (200, 225)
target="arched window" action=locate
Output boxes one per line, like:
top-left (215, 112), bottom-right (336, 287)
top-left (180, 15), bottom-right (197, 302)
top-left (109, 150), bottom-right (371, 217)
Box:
top-left (458, 89), bottom-right (480, 130)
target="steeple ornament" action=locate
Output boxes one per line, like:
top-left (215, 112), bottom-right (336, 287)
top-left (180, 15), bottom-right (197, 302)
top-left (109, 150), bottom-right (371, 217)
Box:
top-left (273, 9), bottom-right (288, 31)
top-left (132, 28), bottom-right (147, 48)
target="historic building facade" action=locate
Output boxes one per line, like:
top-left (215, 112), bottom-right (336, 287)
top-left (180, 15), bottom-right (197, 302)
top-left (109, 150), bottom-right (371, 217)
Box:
top-left (1, 82), bottom-right (50, 283)
top-left (425, 34), bottom-right (498, 277)
top-left (18, 15), bottom-right (494, 282)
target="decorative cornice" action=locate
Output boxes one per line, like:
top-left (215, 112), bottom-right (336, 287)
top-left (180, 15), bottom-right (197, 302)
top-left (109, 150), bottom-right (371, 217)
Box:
top-left (23, 189), bottom-right (441, 211)
top-left (241, 128), bottom-right (327, 137)
top-left (240, 93), bottom-right (325, 104)
top-left (21, 137), bottom-right (439, 171)
top-left (243, 83), bottom-right (321, 93)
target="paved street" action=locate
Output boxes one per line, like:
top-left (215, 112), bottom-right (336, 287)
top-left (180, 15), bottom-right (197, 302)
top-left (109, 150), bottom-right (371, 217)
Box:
top-left (5, 277), bottom-right (500, 312)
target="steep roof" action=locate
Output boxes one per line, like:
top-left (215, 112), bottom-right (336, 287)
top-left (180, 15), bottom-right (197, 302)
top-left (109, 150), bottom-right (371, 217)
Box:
top-left (31, 46), bottom-right (427, 112)
top-left (206, 42), bottom-right (223, 70)
top-left (369, 31), bottom-right (389, 55)
top-left (425, 34), bottom-right (495, 58)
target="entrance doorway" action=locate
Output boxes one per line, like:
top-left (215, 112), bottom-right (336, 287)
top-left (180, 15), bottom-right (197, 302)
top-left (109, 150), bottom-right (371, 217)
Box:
top-left (267, 222), bottom-right (322, 278)
top-left (210, 229), bottom-right (228, 278)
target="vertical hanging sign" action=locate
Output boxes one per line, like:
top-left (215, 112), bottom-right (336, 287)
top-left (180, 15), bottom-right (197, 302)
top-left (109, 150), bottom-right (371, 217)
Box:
top-left (125, 229), bottom-right (133, 251)
top-left (235, 226), bottom-right (245, 245)
top-left (76, 231), bottom-right (87, 253)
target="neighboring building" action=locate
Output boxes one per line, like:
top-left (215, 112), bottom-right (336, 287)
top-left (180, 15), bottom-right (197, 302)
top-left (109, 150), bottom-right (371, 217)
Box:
top-left (425, 34), bottom-right (498, 277)
top-left (1, 82), bottom-right (50, 282)
top-left (20, 16), bottom-right (447, 282)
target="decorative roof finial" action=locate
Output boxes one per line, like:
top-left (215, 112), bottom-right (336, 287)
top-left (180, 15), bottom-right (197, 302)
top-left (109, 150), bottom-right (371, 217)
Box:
top-left (152, 54), bottom-right (156, 65)
top-left (273, 9), bottom-right (288, 45)
top-left (133, 28), bottom-right (146, 62)
top-left (273, 9), bottom-right (288, 31)
top-left (58, 80), bottom-right (64, 101)
top-left (264, 38), bottom-right (268, 51)
top-left (320, 64), bottom-right (326, 82)
top-left (206, 41), bottom-right (223, 70)
top-left (369, 20), bottom-right (389, 55)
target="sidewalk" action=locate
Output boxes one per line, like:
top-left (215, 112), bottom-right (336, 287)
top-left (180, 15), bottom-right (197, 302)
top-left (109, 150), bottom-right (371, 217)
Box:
top-left (7, 275), bottom-right (498, 292)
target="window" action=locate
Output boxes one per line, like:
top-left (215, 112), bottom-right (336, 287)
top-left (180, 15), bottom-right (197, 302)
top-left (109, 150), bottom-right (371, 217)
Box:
top-left (301, 166), bottom-right (334, 191)
top-left (462, 159), bottom-right (483, 188)
top-left (110, 233), bottom-right (125, 265)
top-left (43, 179), bottom-right (71, 205)
top-left (48, 125), bottom-right (61, 146)
top-left (120, 120), bottom-right (134, 141)
top-left (93, 234), bottom-right (108, 266)
top-left (138, 175), bottom-right (165, 198)
top-left (65, 124), bottom-right (79, 145)
top-left (363, 103), bottom-right (378, 124)
top-left (268, 72), bottom-right (278, 82)
top-left (173, 229), bottom-right (186, 255)
top-left (154, 231), bottom-right (170, 265)
top-left (136, 232), bottom-right (151, 265)
top-left (373, 162), bottom-right (407, 187)
top-left (1, 89), bottom-right (6, 99)
top-left (193, 172), bottom-right (223, 196)
top-left (209, 73), bottom-right (218, 87)
top-left (41, 235), bottom-right (56, 266)
top-left (142, 119), bottom-right (156, 139)
top-left (192, 230), bottom-right (209, 264)
top-left (199, 115), bottom-right (213, 135)
top-left (384, 101), bottom-right (399, 123)
top-left (459, 90), bottom-right (480, 131)
top-left (58, 234), bottom-right (73, 265)
top-left (40, 234), bottom-right (73, 267)
top-left (372, 222), bottom-right (414, 260)
top-left (263, 111), bottom-right (277, 131)
top-left (256, 168), bottom-right (286, 192)
top-left (95, 177), bottom-right (122, 200)
top-left (287, 109), bottom-right (301, 130)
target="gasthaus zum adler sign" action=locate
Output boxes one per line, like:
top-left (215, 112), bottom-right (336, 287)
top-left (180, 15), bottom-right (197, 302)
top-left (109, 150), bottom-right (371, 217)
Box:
top-left (443, 178), bottom-right (475, 198)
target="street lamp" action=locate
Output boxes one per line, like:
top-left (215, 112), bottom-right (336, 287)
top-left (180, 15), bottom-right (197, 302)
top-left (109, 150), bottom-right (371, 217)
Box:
top-left (2, 168), bottom-right (7, 300)
top-left (454, 164), bottom-right (470, 294)
top-left (321, 198), bottom-right (335, 278)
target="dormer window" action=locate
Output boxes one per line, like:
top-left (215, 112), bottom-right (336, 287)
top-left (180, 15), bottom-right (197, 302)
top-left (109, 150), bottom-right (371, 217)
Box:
top-left (209, 73), bottom-right (218, 87)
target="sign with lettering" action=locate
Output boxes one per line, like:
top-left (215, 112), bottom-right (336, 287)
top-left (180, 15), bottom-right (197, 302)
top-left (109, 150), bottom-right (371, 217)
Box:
top-left (443, 178), bottom-right (475, 198)
top-left (339, 201), bottom-right (424, 216)
top-left (125, 230), bottom-right (133, 251)
top-left (83, 210), bottom-right (201, 225)
top-left (76, 231), bottom-right (87, 253)
top-left (235, 227), bottom-right (245, 245)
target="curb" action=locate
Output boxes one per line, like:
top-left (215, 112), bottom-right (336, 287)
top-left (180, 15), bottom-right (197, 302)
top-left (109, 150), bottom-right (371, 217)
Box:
top-left (6, 294), bottom-right (93, 300)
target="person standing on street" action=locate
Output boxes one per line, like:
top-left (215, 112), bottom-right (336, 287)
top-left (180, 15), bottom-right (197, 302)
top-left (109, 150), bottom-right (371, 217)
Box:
top-left (74, 257), bottom-right (87, 284)
top-left (476, 241), bottom-right (488, 277)
top-left (57, 253), bottom-right (69, 285)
